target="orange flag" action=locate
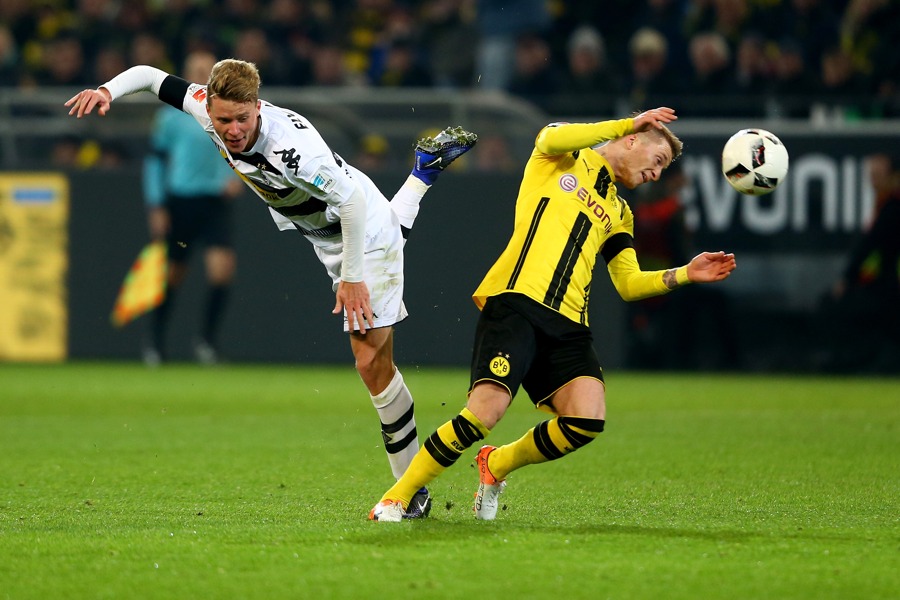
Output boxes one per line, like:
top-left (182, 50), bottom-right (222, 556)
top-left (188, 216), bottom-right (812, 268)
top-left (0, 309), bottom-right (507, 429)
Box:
top-left (110, 241), bottom-right (168, 328)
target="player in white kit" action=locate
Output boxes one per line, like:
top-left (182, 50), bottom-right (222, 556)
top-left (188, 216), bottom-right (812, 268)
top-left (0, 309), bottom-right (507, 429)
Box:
top-left (66, 59), bottom-right (477, 518)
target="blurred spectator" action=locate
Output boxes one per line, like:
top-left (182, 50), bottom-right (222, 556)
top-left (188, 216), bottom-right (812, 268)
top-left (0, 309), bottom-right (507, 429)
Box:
top-left (373, 39), bottom-right (433, 87)
top-left (551, 25), bottom-right (620, 115)
top-left (631, 0), bottom-right (691, 73)
top-left (0, 24), bottom-right (22, 87)
top-left (688, 31), bottom-right (732, 93)
top-left (339, 0), bottom-right (393, 83)
top-left (92, 44), bottom-right (128, 85)
top-left (0, 0), bottom-right (895, 125)
top-left (732, 32), bottom-right (771, 94)
top-left (129, 32), bottom-right (175, 74)
top-left (841, 0), bottom-right (900, 105)
top-left (815, 152), bottom-right (900, 373)
top-left (771, 0), bottom-right (840, 71)
top-left (37, 34), bottom-right (90, 87)
top-left (506, 33), bottom-right (563, 112)
top-left (473, 0), bottom-right (551, 90)
top-left (771, 38), bottom-right (820, 118)
top-left (115, 0), bottom-right (155, 36)
top-left (419, 0), bottom-right (478, 88)
top-left (231, 27), bottom-right (290, 85)
top-left (550, 0), bottom-right (630, 69)
top-left (261, 0), bottom-right (320, 85)
top-left (684, 0), bottom-right (752, 45)
top-left (818, 45), bottom-right (872, 119)
top-left (311, 43), bottom-right (356, 86)
top-left (625, 27), bottom-right (684, 111)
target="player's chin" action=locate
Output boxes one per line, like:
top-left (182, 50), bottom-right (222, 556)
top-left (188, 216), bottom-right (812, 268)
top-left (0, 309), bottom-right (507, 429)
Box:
top-left (225, 139), bottom-right (246, 152)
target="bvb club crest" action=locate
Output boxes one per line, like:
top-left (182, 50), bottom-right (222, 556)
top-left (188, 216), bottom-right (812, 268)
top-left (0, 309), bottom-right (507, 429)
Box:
top-left (489, 353), bottom-right (511, 377)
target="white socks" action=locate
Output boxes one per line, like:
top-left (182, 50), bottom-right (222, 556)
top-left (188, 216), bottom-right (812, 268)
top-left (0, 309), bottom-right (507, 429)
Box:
top-left (370, 368), bottom-right (419, 480)
top-left (390, 175), bottom-right (430, 231)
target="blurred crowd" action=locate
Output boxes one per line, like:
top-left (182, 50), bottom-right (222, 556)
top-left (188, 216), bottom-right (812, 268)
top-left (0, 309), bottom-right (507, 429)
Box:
top-left (2, 0), bottom-right (899, 120)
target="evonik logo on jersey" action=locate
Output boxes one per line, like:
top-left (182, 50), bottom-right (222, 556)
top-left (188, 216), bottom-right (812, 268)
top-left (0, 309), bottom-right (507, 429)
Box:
top-left (574, 187), bottom-right (613, 234)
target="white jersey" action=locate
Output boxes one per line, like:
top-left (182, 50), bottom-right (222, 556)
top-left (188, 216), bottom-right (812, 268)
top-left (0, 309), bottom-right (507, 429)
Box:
top-left (101, 66), bottom-right (408, 329)
top-left (179, 82), bottom-right (391, 238)
top-left (175, 81), bottom-right (396, 283)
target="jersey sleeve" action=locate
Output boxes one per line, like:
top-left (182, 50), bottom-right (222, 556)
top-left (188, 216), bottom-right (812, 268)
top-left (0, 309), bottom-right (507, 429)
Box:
top-left (534, 119), bottom-right (634, 155)
top-left (605, 248), bottom-right (689, 301)
top-left (102, 66), bottom-right (169, 103)
top-left (292, 155), bottom-right (366, 282)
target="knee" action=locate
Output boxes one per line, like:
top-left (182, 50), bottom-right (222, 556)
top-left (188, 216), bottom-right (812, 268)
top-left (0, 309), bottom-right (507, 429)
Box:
top-left (355, 352), bottom-right (393, 392)
top-left (467, 382), bottom-right (511, 429)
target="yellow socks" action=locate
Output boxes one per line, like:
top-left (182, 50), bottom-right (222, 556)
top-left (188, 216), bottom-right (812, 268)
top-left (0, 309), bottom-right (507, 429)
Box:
top-left (488, 416), bottom-right (605, 480)
top-left (381, 407), bottom-right (490, 507)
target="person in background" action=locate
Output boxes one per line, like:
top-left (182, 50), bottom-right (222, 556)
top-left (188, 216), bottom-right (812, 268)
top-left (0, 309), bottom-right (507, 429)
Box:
top-left (142, 51), bottom-right (243, 366)
top-left (818, 152), bottom-right (900, 373)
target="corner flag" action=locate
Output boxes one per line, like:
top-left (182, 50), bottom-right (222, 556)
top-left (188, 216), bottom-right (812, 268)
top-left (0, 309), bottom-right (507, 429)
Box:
top-left (111, 241), bottom-right (167, 327)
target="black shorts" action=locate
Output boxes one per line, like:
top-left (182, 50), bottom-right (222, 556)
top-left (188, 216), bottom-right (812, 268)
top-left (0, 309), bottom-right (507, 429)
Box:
top-left (469, 293), bottom-right (604, 407)
top-left (164, 193), bottom-right (234, 262)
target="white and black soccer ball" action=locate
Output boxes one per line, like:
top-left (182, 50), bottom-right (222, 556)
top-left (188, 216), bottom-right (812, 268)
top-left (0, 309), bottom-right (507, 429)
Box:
top-left (721, 129), bottom-right (789, 195)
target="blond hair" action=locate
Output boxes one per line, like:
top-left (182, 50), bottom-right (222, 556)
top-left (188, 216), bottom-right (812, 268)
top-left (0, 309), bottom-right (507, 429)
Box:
top-left (645, 124), bottom-right (683, 163)
top-left (632, 116), bottom-right (682, 164)
top-left (207, 59), bottom-right (261, 105)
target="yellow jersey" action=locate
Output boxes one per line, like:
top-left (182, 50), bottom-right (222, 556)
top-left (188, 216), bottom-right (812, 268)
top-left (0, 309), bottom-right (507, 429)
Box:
top-left (473, 119), bottom-right (688, 326)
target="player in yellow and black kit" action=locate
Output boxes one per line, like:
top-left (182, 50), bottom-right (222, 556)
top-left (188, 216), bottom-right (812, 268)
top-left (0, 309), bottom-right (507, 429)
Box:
top-left (370, 107), bottom-right (737, 522)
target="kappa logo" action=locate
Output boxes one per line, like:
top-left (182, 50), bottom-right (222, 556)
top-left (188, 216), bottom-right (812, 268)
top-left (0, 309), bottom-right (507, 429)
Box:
top-left (274, 148), bottom-right (301, 175)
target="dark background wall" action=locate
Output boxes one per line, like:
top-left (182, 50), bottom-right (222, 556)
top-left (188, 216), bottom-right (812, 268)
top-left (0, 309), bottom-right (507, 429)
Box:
top-left (67, 170), bottom-right (627, 367)
top-left (63, 127), bottom-right (899, 371)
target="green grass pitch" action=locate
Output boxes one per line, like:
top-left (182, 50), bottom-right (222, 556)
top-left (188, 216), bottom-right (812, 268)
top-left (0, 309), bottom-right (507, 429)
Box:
top-left (1, 362), bottom-right (897, 599)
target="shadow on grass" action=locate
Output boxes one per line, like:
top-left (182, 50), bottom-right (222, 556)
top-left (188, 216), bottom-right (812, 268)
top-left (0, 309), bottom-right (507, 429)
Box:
top-left (346, 519), bottom-right (871, 546)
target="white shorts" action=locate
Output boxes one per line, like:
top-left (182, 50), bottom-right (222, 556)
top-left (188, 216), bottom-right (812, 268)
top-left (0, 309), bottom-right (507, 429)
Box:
top-left (313, 218), bottom-right (408, 333)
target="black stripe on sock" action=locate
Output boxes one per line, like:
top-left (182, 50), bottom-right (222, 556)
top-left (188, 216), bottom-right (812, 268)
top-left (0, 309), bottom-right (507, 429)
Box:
top-left (451, 414), bottom-right (485, 447)
top-left (557, 417), bottom-right (604, 449)
top-left (533, 421), bottom-right (566, 460)
top-left (381, 403), bottom-right (415, 435)
top-left (384, 427), bottom-right (418, 454)
top-left (424, 432), bottom-right (460, 468)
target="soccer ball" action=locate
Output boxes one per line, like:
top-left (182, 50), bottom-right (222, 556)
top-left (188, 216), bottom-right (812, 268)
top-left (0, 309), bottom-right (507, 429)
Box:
top-left (721, 129), bottom-right (789, 195)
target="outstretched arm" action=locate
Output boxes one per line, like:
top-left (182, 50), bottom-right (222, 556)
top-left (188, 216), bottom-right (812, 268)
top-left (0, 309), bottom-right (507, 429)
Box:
top-left (65, 65), bottom-right (170, 118)
top-left (607, 248), bottom-right (736, 301)
top-left (678, 251), bottom-right (737, 285)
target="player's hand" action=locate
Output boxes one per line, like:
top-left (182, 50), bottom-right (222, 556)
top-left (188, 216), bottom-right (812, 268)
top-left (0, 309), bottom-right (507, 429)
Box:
top-left (633, 107), bottom-right (677, 132)
top-left (333, 280), bottom-right (375, 334)
top-left (64, 88), bottom-right (112, 118)
top-left (686, 251), bottom-right (736, 283)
